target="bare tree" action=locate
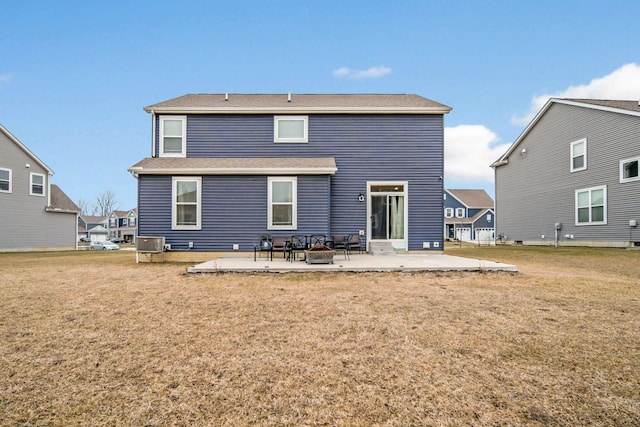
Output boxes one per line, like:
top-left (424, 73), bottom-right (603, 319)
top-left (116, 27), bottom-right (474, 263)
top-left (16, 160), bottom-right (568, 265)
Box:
top-left (76, 198), bottom-right (95, 216)
top-left (94, 190), bottom-right (119, 216)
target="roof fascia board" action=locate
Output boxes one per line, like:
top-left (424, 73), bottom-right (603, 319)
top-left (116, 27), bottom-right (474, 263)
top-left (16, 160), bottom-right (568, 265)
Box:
top-left (491, 98), bottom-right (556, 168)
top-left (128, 166), bottom-right (338, 175)
top-left (144, 106), bottom-right (452, 115)
top-left (492, 98), bottom-right (640, 168)
top-left (0, 124), bottom-right (54, 175)
top-left (553, 98), bottom-right (640, 118)
top-left (445, 190), bottom-right (470, 208)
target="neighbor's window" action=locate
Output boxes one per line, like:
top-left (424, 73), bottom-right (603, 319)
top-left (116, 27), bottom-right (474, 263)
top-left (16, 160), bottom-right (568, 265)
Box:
top-left (0, 168), bottom-right (11, 193)
top-left (172, 177), bottom-right (202, 230)
top-left (160, 116), bottom-right (187, 157)
top-left (30, 173), bottom-right (45, 196)
top-left (570, 138), bottom-right (587, 172)
top-left (444, 207), bottom-right (453, 218)
top-left (274, 116), bottom-right (308, 143)
top-left (620, 156), bottom-right (640, 183)
top-left (129, 216), bottom-right (136, 226)
top-left (576, 185), bottom-right (606, 225)
top-left (455, 208), bottom-right (465, 218)
top-left (268, 177), bottom-right (297, 229)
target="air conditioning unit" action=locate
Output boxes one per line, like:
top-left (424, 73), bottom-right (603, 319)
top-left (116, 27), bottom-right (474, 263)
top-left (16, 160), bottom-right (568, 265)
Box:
top-left (137, 236), bottom-right (165, 253)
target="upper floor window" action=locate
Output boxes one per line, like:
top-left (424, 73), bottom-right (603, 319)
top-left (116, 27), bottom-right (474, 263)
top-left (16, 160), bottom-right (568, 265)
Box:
top-left (455, 208), bottom-right (465, 218)
top-left (110, 217), bottom-right (116, 227)
top-left (30, 173), bottom-right (45, 196)
top-left (160, 116), bottom-right (186, 157)
top-left (444, 207), bottom-right (453, 218)
top-left (274, 116), bottom-right (308, 143)
top-left (268, 177), bottom-right (297, 229)
top-left (129, 217), bottom-right (136, 226)
top-left (0, 168), bottom-right (11, 193)
top-left (172, 177), bottom-right (201, 230)
top-left (570, 138), bottom-right (587, 172)
top-left (576, 185), bottom-right (606, 225)
top-left (620, 156), bottom-right (640, 183)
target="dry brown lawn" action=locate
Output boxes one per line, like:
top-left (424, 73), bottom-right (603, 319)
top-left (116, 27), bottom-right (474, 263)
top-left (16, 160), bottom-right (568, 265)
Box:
top-left (0, 247), bottom-right (638, 426)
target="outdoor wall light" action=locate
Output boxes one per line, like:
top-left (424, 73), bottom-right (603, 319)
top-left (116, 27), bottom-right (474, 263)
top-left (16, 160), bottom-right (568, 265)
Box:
top-left (358, 193), bottom-right (365, 202)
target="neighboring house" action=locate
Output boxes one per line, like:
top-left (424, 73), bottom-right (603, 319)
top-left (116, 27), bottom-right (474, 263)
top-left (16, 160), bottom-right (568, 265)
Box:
top-left (0, 124), bottom-right (79, 251)
top-left (78, 215), bottom-right (108, 242)
top-left (492, 98), bottom-right (640, 247)
top-left (129, 93), bottom-right (451, 259)
top-left (107, 208), bottom-right (138, 242)
top-left (443, 189), bottom-right (495, 243)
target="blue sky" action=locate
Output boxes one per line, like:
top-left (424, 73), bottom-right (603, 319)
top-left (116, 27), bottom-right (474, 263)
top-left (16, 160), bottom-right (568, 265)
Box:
top-left (2, 0), bottom-right (640, 211)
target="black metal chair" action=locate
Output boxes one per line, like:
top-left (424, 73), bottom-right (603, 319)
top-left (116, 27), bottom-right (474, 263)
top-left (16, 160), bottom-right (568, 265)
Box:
top-left (254, 234), bottom-right (273, 261)
top-left (332, 234), bottom-right (352, 260)
top-left (309, 234), bottom-right (326, 247)
top-left (288, 234), bottom-right (307, 262)
top-left (272, 236), bottom-right (287, 259)
top-left (349, 234), bottom-right (364, 254)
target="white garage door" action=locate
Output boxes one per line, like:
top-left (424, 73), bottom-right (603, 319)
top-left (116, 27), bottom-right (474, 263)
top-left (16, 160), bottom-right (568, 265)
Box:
top-left (476, 228), bottom-right (495, 244)
top-left (456, 228), bottom-right (471, 241)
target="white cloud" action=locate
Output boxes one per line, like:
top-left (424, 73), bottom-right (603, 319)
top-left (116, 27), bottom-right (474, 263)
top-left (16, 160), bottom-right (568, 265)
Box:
top-left (444, 125), bottom-right (510, 182)
top-left (332, 65), bottom-right (392, 79)
top-left (512, 63), bottom-right (640, 125)
top-left (0, 73), bottom-right (12, 86)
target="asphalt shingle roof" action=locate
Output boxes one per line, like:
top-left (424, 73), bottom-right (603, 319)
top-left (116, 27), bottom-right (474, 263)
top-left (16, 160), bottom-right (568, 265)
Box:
top-left (129, 157), bottom-right (337, 175)
top-left (144, 93), bottom-right (451, 114)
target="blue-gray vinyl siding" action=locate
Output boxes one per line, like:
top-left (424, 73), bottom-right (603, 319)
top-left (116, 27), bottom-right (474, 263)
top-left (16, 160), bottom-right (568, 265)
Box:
top-left (495, 103), bottom-right (640, 245)
top-left (143, 113), bottom-right (444, 251)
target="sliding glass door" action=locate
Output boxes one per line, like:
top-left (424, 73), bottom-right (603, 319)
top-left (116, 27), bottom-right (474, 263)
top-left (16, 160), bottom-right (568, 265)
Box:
top-left (368, 183), bottom-right (407, 249)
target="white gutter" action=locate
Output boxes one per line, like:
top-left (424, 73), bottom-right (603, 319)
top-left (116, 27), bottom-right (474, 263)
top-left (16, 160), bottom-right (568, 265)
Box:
top-left (128, 166), bottom-right (338, 175)
top-left (143, 106), bottom-right (452, 115)
top-left (151, 110), bottom-right (156, 158)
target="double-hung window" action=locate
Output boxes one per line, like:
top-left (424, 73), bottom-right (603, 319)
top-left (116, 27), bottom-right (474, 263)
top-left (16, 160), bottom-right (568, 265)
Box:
top-left (444, 207), bottom-right (453, 218)
top-left (268, 177), bottom-right (297, 229)
top-left (620, 156), bottom-right (640, 183)
top-left (160, 116), bottom-right (186, 157)
top-left (455, 207), bottom-right (465, 218)
top-left (576, 185), bottom-right (606, 225)
top-left (30, 173), bottom-right (45, 196)
top-left (0, 168), bottom-right (11, 192)
top-left (172, 177), bottom-right (201, 230)
top-left (274, 116), bottom-right (308, 143)
top-left (570, 138), bottom-right (587, 172)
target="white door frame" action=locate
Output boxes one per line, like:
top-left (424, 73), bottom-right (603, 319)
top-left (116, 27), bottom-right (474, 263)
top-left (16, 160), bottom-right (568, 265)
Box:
top-left (366, 181), bottom-right (408, 251)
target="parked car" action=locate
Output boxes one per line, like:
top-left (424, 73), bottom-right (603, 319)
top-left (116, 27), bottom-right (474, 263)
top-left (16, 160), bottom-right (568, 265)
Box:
top-left (90, 240), bottom-right (120, 250)
top-left (79, 237), bottom-right (91, 243)
top-left (111, 237), bottom-right (127, 244)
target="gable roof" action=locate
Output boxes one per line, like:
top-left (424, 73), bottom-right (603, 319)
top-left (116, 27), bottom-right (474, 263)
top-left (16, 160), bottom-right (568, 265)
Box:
top-left (129, 157), bottom-right (338, 175)
top-left (47, 184), bottom-right (80, 213)
top-left (0, 123), bottom-right (54, 175)
top-left (144, 94), bottom-right (452, 115)
top-left (446, 189), bottom-right (494, 208)
top-left (492, 98), bottom-right (640, 168)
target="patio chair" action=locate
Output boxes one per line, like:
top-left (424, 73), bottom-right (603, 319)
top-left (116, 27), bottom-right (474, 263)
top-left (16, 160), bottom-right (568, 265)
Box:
top-left (272, 236), bottom-right (287, 259)
top-left (309, 234), bottom-right (326, 247)
top-left (254, 234), bottom-right (273, 261)
top-left (288, 234), bottom-right (307, 262)
top-left (332, 234), bottom-right (352, 260)
top-left (349, 234), bottom-right (364, 254)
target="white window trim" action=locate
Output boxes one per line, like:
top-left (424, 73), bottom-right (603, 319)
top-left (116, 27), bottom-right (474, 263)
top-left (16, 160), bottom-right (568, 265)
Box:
top-left (29, 172), bottom-right (46, 197)
top-left (455, 207), bottom-right (465, 218)
top-left (274, 116), bottom-right (308, 143)
top-left (570, 138), bottom-right (587, 173)
top-left (620, 156), bottom-right (640, 183)
top-left (444, 207), bottom-right (453, 218)
top-left (575, 185), bottom-right (607, 226)
top-left (267, 177), bottom-right (297, 230)
top-left (160, 116), bottom-right (187, 158)
top-left (0, 167), bottom-right (11, 193)
top-left (172, 176), bottom-right (202, 230)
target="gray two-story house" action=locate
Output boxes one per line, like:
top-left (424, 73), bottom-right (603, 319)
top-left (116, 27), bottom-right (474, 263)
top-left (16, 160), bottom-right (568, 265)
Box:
top-left (129, 94), bottom-right (451, 260)
top-left (1, 124), bottom-right (79, 251)
top-left (492, 98), bottom-right (640, 247)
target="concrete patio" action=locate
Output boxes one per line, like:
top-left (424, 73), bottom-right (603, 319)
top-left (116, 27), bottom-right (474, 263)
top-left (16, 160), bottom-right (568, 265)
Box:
top-left (187, 252), bottom-right (518, 273)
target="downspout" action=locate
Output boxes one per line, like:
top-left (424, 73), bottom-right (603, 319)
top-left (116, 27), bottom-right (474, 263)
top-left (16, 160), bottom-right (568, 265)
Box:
top-left (151, 110), bottom-right (156, 157)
